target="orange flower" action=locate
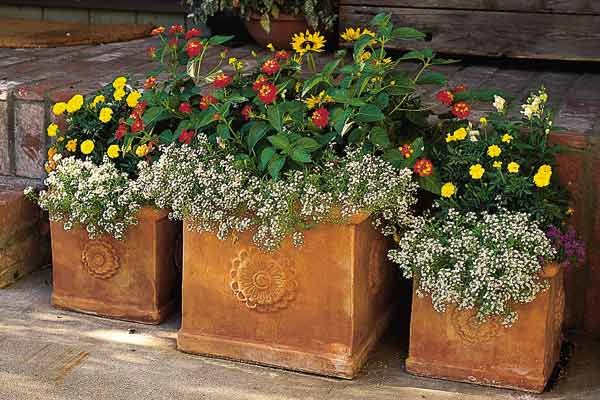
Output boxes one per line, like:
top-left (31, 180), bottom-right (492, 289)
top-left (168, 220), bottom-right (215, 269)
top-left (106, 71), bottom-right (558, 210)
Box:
top-left (213, 73), bottom-right (232, 89)
top-left (147, 46), bottom-right (157, 58)
top-left (186, 39), bottom-right (203, 58)
top-left (199, 95), bottom-right (218, 110)
top-left (451, 101), bottom-right (471, 120)
top-left (151, 27), bottom-right (165, 36)
top-left (400, 144), bottom-right (413, 158)
top-left (252, 76), bottom-right (269, 92)
top-left (185, 28), bottom-right (202, 40)
top-left (436, 90), bottom-right (454, 106)
top-left (168, 24), bottom-right (184, 35)
top-left (257, 83), bottom-right (277, 104)
top-left (144, 76), bottom-right (157, 89)
top-left (413, 158), bottom-right (434, 177)
top-left (261, 59), bottom-right (281, 75)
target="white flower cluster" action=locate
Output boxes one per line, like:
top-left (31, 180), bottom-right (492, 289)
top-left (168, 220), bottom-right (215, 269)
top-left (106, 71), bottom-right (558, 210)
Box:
top-left (137, 139), bottom-right (418, 251)
top-left (521, 87), bottom-right (548, 120)
top-left (389, 209), bottom-right (557, 326)
top-left (35, 156), bottom-right (143, 240)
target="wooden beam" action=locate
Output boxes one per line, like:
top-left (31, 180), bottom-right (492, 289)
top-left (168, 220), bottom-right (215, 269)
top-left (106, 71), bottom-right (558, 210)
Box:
top-left (340, 6), bottom-right (600, 61)
top-left (0, 0), bottom-right (185, 13)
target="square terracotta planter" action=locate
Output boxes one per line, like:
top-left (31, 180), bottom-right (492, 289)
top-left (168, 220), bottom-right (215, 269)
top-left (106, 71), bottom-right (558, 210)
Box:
top-left (177, 214), bottom-right (397, 378)
top-left (0, 189), bottom-right (51, 288)
top-left (406, 270), bottom-right (565, 393)
top-left (50, 207), bottom-right (180, 324)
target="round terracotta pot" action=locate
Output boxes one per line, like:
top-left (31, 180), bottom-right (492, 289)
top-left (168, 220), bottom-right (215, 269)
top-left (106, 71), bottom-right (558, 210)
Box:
top-left (243, 13), bottom-right (308, 49)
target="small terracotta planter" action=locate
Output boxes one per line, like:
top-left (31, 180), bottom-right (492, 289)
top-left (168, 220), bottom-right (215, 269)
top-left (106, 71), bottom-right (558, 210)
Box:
top-left (406, 266), bottom-right (565, 393)
top-left (243, 13), bottom-right (308, 49)
top-left (50, 207), bottom-right (180, 324)
top-left (177, 214), bottom-right (397, 378)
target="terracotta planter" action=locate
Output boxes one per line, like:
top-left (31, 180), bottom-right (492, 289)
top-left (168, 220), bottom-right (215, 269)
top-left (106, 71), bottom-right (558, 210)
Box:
top-left (406, 267), bottom-right (565, 393)
top-left (177, 214), bottom-right (397, 378)
top-left (50, 207), bottom-right (180, 324)
top-left (243, 13), bottom-right (308, 49)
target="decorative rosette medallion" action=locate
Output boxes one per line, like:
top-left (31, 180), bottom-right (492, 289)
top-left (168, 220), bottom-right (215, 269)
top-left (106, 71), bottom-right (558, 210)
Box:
top-left (81, 240), bottom-right (120, 279)
top-left (451, 307), bottom-right (501, 345)
top-left (230, 248), bottom-right (298, 313)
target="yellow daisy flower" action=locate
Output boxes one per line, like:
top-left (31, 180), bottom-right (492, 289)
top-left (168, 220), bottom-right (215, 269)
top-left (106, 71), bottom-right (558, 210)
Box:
top-left (291, 31), bottom-right (326, 55)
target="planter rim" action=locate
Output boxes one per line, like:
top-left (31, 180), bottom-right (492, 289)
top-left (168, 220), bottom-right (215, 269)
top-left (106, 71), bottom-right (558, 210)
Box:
top-left (247, 13), bottom-right (306, 22)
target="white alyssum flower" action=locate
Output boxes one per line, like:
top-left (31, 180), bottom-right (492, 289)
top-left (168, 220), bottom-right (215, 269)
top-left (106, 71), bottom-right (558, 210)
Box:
top-left (389, 208), bottom-right (557, 326)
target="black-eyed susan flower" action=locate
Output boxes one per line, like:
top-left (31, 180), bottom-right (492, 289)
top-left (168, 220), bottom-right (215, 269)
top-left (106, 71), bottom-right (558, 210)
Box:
top-left (291, 31), bottom-right (326, 55)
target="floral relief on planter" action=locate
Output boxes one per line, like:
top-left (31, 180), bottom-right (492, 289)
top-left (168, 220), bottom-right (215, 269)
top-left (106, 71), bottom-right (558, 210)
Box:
top-left (406, 268), bottom-right (565, 393)
top-left (50, 207), bottom-right (180, 324)
top-left (178, 214), bottom-right (398, 379)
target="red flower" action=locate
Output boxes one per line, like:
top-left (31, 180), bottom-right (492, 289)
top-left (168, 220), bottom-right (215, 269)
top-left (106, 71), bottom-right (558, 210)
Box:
top-left (413, 158), bottom-right (434, 177)
top-left (168, 38), bottom-right (178, 48)
top-left (169, 24), bottom-right (184, 35)
top-left (257, 82), bottom-right (278, 104)
top-left (261, 59), bottom-right (281, 75)
top-left (178, 102), bottom-right (193, 114)
top-left (178, 129), bottom-right (196, 145)
top-left (252, 76), bottom-right (269, 92)
top-left (453, 84), bottom-right (468, 93)
top-left (151, 27), bottom-right (165, 36)
top-left (144, 76), bottom-right (157, 89)
top-left (436, 90), bottom-right (454, 106)
top-left (132, 102), bottom-right (147, 118)
top-left (274, 50), bottom-right (290, 60)
top-left (400, 144), bottom-right (413, 159)
top-left (311, 107), bottom-right (329, 129)
top-left (131, 117), bottom-right (144, 134)
top-left (199, 95), bottom-right (217, 110)
top-left (185, 28), bottom-right (202, 40)
top-left (241, 104), bottom-right (252, 120)
top-left (213, 73), bottom-right (233, 89)
top-left (451, 101), bottom-right (471, 119)
top-left (115, 123), bottom-right (128, 140)
top-left (147, 46), bottom-right (157, 58)
top-left (186, 39), bottom-right (203, 58)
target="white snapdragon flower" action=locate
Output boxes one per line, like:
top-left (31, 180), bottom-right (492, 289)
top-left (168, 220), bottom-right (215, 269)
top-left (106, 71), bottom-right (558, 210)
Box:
top-left (492, 95), bottom-right (506, 113)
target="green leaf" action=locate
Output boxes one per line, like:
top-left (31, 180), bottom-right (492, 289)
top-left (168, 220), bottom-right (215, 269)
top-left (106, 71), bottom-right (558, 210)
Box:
top-left (266, 105), bottom-right (283, 133)
top-left (322, 59), bottom-right (341, 77)
top-left (353, 34), bottom-right (374, 62)
top-left (175, 120), bottom-right (192, 135)
top-left (259, 146), bottom-right (276, 170)
top-left (419, 174), bottom-right (441, 195)
top-left (374, 93), bottom-right (389, 109)
top-left (356, 104), bottom-right (384, 122)
top-left (417, 72), bottom-right (447, 85)
top-left (370, 126), bottom-right (391, 148)
top-left (260, 14), bottom-right (270, 34)
top-left (208, 35), bottom-right (235, 46)
top-left (268, 154), bottom-right (286, 179)
top-left (142, 106), bottom-right (166, 125)
top-left (295, 137), bottom-right (320, 152)
top-left (398, 50), bottom-right (426, 61)
top-left (370, 13), bottom-right (390, 27)
top-left (290, 147), bottom-right (312, 163)
top-left (247, 122), bottom-right (269, 152)
top-left (217, 124), bottom-right (230, 140)
top-left (159, 129), bottom-right (175, 144)
top-left (301, 75), bottom-right (325, 97)
top-left (267, 134), bottom-right (290, 151)
top-left (392, 27), bottom-right (426, 41)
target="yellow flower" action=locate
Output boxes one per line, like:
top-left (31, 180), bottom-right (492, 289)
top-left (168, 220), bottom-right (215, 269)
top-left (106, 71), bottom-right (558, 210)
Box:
top-left (267, 43), bottom-right (275, 51)
top-left (538, 164), bottom-right (552, 175)
top-left (304, 91), bottom-right (333, 110)
top-left (135, 144), bottom-right (149, 157)
top-left (360, 51), bottom-right (371, 62)
top-left (47, 146), bottom-right (57, 160)
top-left (66, 94), bottom-right (84, 113)
top-left (126, 91), bottom-right (142, 108)
top-left (80, 139), bottom-right (94, 155)
top-left (52, 102), bottom-right (67, 116)
top-left (114, 88), bottom-right (126, 101)
top-left (340, 27), bottom-right (375, 42)
top-left (501, 133), bottom-right (513, 143)
top-left (493, 161), bottom-right (502, 169)
top-left (479, 117), bottom-right (487, 126)
top-left (454, 127), bottom-right (467, 140)
top-left (66, 139), bottom-right (77, 152)
top-left (507, 161), bottom-right (520, 173)
top-left (228, 57), bottom-right (238, 65)
top-left (469, 164), bottom-right (485, 180)
top-left (566, 207), bottom-right (575, 216)
top-left (112, 76), bottom-right (127, 90)
top-left (46, 123), bottom-right (58, 137)
top-left (91, 95), bottom-right (105, 107)
top-left (99, 107), bottom-right (113, 123)
top-left (291, 31), bottom-right (326, 55)
top-left (534, 171), bottom-right (551, 188)
top-left (107, 144), bottom-right (120, 159)
top-left (441, 182), bottom-right (456, 198)
top-left (487, 145), bottom-right (501, 158)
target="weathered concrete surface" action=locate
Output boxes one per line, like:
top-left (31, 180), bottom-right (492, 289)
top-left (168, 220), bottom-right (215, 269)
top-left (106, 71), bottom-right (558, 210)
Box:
top-left (0, 270), bottom-right (598, 400)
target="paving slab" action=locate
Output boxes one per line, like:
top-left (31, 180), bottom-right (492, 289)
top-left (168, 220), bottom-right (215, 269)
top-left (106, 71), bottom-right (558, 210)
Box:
top-left (0, 270), bottom-right (598, 400)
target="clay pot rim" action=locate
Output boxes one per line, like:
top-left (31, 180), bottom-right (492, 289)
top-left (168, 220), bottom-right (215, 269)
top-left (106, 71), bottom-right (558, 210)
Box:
top-left (247, 13), bottom-right (307, 22)
top-left (539, 261), bottom-right (566, 279)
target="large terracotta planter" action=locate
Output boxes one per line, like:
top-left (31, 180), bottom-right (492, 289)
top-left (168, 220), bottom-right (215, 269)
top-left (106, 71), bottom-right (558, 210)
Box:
top-left (50, 207), bottom-right (180, 324)
top-left (406, 267), bottom-right (565, 393)
top-left (243, 13), bottom-right (308, 49)
top-left (177, 214), bottom-right (397, 378)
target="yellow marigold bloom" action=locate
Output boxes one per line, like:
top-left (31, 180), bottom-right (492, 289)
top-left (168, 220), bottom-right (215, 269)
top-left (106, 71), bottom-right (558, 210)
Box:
top-left (47, 146), bottom-right (57, 160)
top-left (135, 144), bottom-right (149, 157)
top-left (441, 182), bottom-right (456, 198)
top-left (501, 133), bottom-right (513, 143)
top-left (112, 76), bottom-right (127, 90)
top-left (445, 133), bottom-right (455, 143)
top-left (454, 127), bottom-right (467, 140)
top-left (99, 107), bottom-right (113, 123)
top-left (126, 91), bottom-right (142, 108)
top-left (538, 164), bottom-right (552, 175)
top-left (291, 31), bottom-right (326, 55)
top-left (487, 145), bottom-right (501, 158)
top-left (534, 171), bottom-right (551, 187)
top-left (493, 161), bottom-right (502, 169)
top-left (107, 144), bottom-right (120, 159)
top-left (113, 88), bottom-right (126, 101)
top-left (507, 161), bottom-right (520, 173)
top-left (479, 117), bottom-right (487, 126)
top-left (44, 161), bottom-right (56, 174)
top-left (52, 102), bottom-right (67, 116)
top-left (91, 95), bottom-right (105, 107)
top-left (469, 164), bottom-right (485, 180)
top-left (46, 123), bottom-right (58, 137)
top-left (66, 94), bottom-right (84, 113)
top-left (80, 139), bottom-right (94, 155)
top-left (66, 139), bottom-right (77, 152)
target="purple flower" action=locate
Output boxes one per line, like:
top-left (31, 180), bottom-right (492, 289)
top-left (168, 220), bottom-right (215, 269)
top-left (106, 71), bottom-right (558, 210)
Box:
top-left (546, 225), bottom-right (586, 268)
